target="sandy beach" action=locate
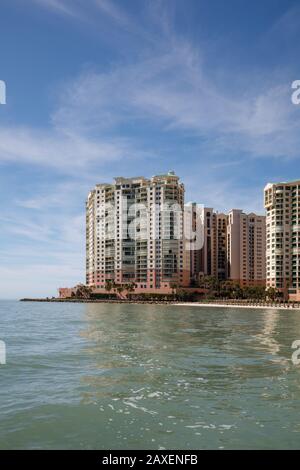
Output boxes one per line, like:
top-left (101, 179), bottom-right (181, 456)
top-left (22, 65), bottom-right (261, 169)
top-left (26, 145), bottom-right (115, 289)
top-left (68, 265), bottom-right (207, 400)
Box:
top-left (175, 303), bottom-right (300, 310)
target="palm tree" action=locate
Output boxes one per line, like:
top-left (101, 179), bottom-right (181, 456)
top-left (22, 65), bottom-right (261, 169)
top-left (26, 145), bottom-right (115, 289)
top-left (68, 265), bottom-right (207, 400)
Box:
top-left (170, 283), bottom-right (178, 300)
top-left (232, 283), bottom-right (243, 299)
top-left (126, 283), bottom-right (136, 299)
top-left (105, 280), bottom-right (113, 293)
top-left (116, 285), bottom-right (124, 298)
top-left (75, 284), bottom-right (92, 299)
top-left (266, 287), bottom-right (277, 301)
top-left (128, 283), bottom-right (136, 293)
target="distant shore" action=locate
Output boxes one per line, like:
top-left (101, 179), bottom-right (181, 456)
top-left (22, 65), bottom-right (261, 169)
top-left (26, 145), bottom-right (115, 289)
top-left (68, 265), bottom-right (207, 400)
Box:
top-left (19, 298), bottom-right (300, 310)
top-left (20, 298), bottom-right (177, 305)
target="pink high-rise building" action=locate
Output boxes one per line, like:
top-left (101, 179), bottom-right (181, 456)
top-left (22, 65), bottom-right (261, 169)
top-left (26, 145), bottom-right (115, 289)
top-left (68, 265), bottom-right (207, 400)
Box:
top-left (86, 172), bottom-right (190, 292)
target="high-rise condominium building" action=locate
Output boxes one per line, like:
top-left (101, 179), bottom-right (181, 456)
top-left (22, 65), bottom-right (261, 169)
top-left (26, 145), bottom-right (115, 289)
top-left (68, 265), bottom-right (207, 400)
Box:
top-left (264, 180), bottom-right (300, 301)
top-left (86, 172), bottom-right (190, 292)
top-left (185, 203), bottom-right (202, 284)
top-left (215, 213), bottom-right (228, 281)
top-left (195, 208), bottom-right (265, 286)
top-left (227, 209), bottom-right (266, 286)
top-left (184, 205), bottom-right (228, 283)
top-left (197, 208), bottom-right (227, 281)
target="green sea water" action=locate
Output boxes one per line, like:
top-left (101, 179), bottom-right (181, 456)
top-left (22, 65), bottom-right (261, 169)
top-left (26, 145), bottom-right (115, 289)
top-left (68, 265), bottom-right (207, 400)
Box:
top-left (0, 300), bottom-right (300, 449)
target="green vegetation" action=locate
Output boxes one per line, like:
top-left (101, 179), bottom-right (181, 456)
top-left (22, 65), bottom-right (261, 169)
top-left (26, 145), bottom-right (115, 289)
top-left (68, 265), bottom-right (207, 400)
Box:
top-left (103, 280), bottom-right (137, 299)
top-left (72, 284), bottom-right (93, 299)
top-left (67, 277), bottom-right (286, 303)
top-left (199, 276), bottom-right (281, 301)
top-left (128, 290), bottom-right (197, 302)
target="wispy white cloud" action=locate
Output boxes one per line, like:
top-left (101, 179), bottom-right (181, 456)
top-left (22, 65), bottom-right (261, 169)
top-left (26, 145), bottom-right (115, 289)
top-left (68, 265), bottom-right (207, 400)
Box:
top-left (34, 0), bottom-right (134, 26)
top-left (264, 4), bottom-right (300, 42)
top-left (29, 1), bottom-right (300, 163)
top-left (0, 125), bottom-right (148, 173)
top-left (31, 0), bottom-right (82, 18)
top-left (52, 37), bottom-right (300, 160)
top-left (0, 215), bottom-right (54, 242)
top-left (94, 0), bottom-right (131, 26)
top-left (15, 181), bottom-right (86, 210)
top-left (31, 0), bottom-right (157, 45)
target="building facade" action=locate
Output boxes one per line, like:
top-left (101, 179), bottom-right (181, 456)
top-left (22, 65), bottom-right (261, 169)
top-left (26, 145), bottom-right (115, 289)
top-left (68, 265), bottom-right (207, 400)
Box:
top-left (184, 202), bottom-right (202, 285)
top-left (195, 208), bottom-right (265, 287)
top-left (227, 209), bottom-right (266, 287)
top-left (86, 172), bottom-right (190, 292)
top-left (58, 173), bottom-right (269, 299)
top-left (196, 208), bottom-right (227, 281)
top-left (265, 180), bottom-right (300, 301)
top-left (215, 213), bottom-right (228, 281)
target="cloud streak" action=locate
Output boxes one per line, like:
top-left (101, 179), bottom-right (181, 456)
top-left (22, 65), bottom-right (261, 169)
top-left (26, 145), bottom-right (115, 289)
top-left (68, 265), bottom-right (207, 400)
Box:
top-left (53, 39), bottom-right (300, 160)
top-left (0, 125), bottom-right (149, 174)
top-left (31, 0), bottom-right (82, 18)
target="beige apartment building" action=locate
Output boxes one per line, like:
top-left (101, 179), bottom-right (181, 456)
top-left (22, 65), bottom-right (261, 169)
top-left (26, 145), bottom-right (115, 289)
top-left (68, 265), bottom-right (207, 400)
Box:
top-left (59, 173), bottom-right (267, 299)
top-left (227, 209), bottom-right (266, 287)
top-left (188, 205), bottom-right (265, 286)
top-left (86, 171), bottom-right (190, 292)
top-left (265, 180), bottom-right (300, 301)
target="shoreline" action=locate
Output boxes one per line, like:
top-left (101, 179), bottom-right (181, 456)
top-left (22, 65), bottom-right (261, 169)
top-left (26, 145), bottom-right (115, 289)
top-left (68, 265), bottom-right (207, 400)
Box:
top-left (20, 298), bottom-right (178, 305)
top-left (174, 302), bottom-right (300, 310)
top-left (19, 298), bottom-right (300, 310)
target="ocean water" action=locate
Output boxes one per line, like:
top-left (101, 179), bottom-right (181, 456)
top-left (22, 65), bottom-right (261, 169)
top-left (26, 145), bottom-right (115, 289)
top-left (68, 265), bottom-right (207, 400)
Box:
top-left (0, 300), bottom-right (300, 449)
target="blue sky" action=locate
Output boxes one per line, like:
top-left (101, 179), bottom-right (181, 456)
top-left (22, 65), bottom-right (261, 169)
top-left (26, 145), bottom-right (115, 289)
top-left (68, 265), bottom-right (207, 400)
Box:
top-left (0, 0), bottom-right (300, 298)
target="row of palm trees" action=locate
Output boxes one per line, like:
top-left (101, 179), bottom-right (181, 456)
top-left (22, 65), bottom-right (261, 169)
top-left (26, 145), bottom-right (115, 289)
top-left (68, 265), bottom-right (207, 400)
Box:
top-left (72, 277), bottom-right (281, 302)
top-left (105, 280), bottom-right (137, 298)
top-left (72, 284), bottom-right (93, 299)
top-left (198, 276), bottom-right (281, 300)
top-left (72, 281), bottom-right (137, 299)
